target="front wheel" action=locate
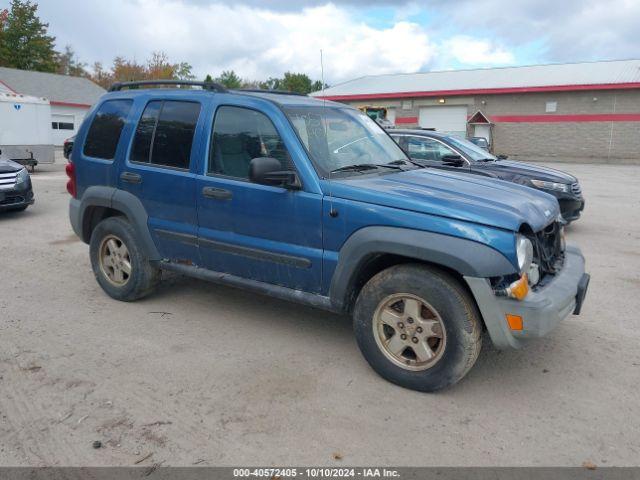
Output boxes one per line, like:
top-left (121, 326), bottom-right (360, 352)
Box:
top-left (353, 264), bottom-right (482, 392)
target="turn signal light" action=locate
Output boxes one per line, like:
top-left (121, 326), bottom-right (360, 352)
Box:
top-left (506, 314), bottom-right (523, 331)
top-left (507, 273), bottom-right (529, 300)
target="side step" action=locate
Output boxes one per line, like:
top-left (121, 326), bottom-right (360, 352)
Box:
top-left (160, 261), bottom-right (340, 313)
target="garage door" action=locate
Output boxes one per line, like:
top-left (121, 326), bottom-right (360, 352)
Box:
top-left (51, 113), bottom-right (76, 146)
top-left (418, 106), bottom-right (467, 138)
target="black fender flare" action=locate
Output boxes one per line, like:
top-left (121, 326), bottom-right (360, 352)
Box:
top-left (328, 226), bottom-right (517, 311)
top-left (75, 186), bottom-right (160, 261)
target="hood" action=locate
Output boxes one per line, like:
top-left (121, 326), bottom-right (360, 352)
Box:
top-left (0, 158), bottom-right (25, 173)
top-left (330, 168), bottom-right (560, 232)
top-left (480, 159), bottom-right (577, 183)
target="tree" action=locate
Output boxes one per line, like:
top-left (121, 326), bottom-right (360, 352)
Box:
top-left (0, 0), bottom-right (58, 72)
top-left (215, 70), bottom-right (242, 89)
top-left (280, 72), bottom-right (314, 94)
top-left (56, 45), bottom-right (86, 76)
top-left (204, 74), bottom-right (214, 83)
top-left (173, 61), bottom-right (194, 81)
top-left (258, 77), bottom-right (282, 91)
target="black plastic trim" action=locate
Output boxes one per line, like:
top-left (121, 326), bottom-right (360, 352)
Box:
top-left (329, 226), bottom-right (517, 311)
top-left (160, 261), bottom-right (335, 311)
top-left (154, 229), bottom-right (198, 246)
top-left (199, 237), bottom-right (312, 269)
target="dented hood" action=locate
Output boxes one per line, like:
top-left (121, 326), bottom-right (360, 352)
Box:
top-left (330, 168), bottom-right (560, 232)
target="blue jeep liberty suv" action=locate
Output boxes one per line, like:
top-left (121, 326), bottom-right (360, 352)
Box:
top-left (68, 80), bottom-right (590, 392)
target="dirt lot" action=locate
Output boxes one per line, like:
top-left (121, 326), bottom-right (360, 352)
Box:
top-left (1, 162), bottom-right (639, 467)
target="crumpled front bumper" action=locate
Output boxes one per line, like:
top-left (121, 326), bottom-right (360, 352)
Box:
top-left (464, 245), bottom-right (589, 349)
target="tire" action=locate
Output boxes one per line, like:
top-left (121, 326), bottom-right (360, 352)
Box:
top-left (353, 263), bottom-right (482, 392)
top-left (89, 216), bottom-right (160, 301)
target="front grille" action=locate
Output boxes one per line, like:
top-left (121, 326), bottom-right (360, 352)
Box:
top-left (0, 194), bottom-right (25, 205)
top-left (529, 221), bottom-right (563, 275)
top-left (0, 172), bottom-right (17, 189)
top-left (571, 182), bottom-right (582, 196)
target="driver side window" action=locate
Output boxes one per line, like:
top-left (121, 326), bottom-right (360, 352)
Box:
top-left (209, 106), bottom-right (292, 179)
top-left (406, 136), bottom-right (456, 163)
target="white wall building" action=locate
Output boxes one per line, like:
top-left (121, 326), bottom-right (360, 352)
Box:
top-left (0, 67), bottom-right (105, 147)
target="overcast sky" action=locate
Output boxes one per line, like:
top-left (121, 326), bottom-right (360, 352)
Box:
top-left (15, 0), bottom-right (640, 84)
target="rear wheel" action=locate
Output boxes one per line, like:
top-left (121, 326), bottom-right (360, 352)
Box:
top-left (89, 216), bottom-right (160, 301)
top-left (353, 264), bottom-right (482, 392)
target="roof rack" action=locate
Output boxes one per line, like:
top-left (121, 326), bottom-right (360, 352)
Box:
top-left (238, 88), bottom-right (308, 97)
top-left (109, 80), bottom-right (228, 93)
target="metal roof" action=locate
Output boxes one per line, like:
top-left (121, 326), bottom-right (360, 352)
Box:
top-left (0, 67), bottom-right (105, 106)
top-left (313, 59), bottom-right (640, 100)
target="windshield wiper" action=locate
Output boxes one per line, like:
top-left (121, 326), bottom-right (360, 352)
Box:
top-left (330, 163), bottom-right (402, 174)
top-left (387, 158), bottom-right (426, 168)
top-left (476, 158), bottom-right (496, 162)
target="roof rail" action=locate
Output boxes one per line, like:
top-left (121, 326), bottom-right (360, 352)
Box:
top-left (238, 88), bottom-right (308, 97)
top-left (109, 80), bottom-right (228, 93)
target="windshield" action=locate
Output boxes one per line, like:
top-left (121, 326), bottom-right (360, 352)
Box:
top-left (284, 106), bottom-right (408, 176)
top-left (446, 136), bottom-right (497, 161)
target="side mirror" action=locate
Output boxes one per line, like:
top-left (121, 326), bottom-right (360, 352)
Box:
top-left (249, 157), bottom-right (301, 189)
top-left (441, 154), bottom-right (465, 166)
top-left (497, 154), bottom-right (508, 160)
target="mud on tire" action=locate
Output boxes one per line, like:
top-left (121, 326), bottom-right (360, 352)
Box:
top-left (353, 263), bottom-right (482, 392)
top-left (89, 216), bottom-right (160, 301)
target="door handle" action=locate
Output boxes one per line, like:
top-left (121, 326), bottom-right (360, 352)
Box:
top-left (120, 172), bottom-right (142, 184)
top-left (202, 186), bottom-right (232, 200)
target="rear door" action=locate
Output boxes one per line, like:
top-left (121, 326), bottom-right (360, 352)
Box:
top-left (117, 98), bottom-right (204, 263)
top-left (195, 102), bottom-right (323, 293)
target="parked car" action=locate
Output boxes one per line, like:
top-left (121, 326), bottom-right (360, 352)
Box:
top-left (468, 136), bottom-right (490, 151)
top-left (391, 130), bottom-right (585, 223)
top-left (67, 80), bottom-right (589, 392)
top-left (0, 150), bottom-right (34, 212)
top-left (63, 136), bottom-right (75, 160)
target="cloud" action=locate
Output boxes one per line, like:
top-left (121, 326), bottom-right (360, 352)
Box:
top-left (425, 0), bottom-right (640, 62)
top-left (441, 36), bottom-right (514, 66)
top-left (38, 0), bottom-right (436, 83)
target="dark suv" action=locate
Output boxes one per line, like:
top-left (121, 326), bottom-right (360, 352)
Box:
top-left (390, 130), bottom-right (585, 223)
top-left (67, 81), bottom-right (589, 392)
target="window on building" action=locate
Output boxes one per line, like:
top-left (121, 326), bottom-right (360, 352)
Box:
top-left (209, 106), bottom-right (292, 180)
top-left (83, 100), bottom-right (133, 160)
top-left (52, 122), bottom-right (75, 130)
top-left (130, 100), bottom-right (201, 170)
top-left (545, 101), bottom-right (557, 113)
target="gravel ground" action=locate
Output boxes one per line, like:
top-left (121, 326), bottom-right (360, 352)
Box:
top-left (0, 162), bottom-right (639, 467)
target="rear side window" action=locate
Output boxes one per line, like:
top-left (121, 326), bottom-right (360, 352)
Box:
top-left (83, 100), bottom-right (132, 160)
top-left (130, 100), bottom-right (201, 170)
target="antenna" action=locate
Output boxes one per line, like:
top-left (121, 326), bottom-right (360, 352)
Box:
top-left (321, 49), bottom-right (337, 218)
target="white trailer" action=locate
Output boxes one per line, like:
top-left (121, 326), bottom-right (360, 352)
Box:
top-left (0, 92), bottom-right (55, 170)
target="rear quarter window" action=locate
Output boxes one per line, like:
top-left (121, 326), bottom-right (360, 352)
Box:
top-left (130, 100), bottom-right (201, 170)
top-left (83, 100), bottom-right (133, 160)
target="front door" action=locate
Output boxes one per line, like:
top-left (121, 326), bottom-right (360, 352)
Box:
top-left (196, 104), bottom-right (323, 293)
top-left (398, 135), bottom-right (469, 172)
top-left (118, 99), bottom-right (203, 263)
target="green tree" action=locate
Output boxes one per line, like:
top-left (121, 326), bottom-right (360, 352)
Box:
top-left (215, 70), bottom-right (242, 89)
top-left (258, 77), bottom-right (282, 91)
top-left (0, 0), bottom-right (58, 72)
top-left (281, 72), bottom-right (313, 94)
top-left (56, 45), bottom-right (86, 76)
top-left (204, 74), bottom-right (214, 83)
